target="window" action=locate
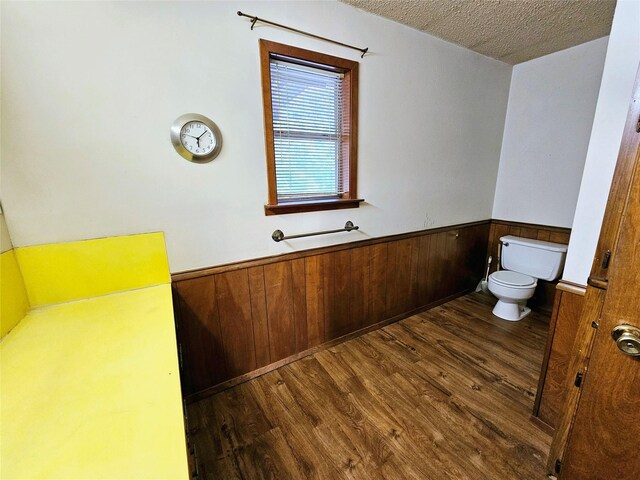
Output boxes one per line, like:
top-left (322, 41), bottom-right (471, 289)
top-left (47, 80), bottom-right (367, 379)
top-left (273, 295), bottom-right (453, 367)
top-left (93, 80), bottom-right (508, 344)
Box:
top-left (260, 40), bottom-right (362, 215)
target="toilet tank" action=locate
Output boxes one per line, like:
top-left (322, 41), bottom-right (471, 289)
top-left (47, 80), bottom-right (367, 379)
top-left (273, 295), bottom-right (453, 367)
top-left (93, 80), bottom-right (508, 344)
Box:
top-left (500, 235), bottom-right (568, 281)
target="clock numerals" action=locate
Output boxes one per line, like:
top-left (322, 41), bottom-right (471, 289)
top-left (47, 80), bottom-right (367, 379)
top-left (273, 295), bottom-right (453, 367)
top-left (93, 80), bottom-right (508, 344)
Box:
top-left (180, 121), bottom-right (214, 156)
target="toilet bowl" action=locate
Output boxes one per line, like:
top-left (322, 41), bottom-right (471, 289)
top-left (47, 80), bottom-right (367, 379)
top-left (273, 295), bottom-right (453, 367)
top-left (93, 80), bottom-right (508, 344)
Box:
top-left (488, 270), bottom-right (537, 321)
top-left (488, 235), bottom-right (568, 321)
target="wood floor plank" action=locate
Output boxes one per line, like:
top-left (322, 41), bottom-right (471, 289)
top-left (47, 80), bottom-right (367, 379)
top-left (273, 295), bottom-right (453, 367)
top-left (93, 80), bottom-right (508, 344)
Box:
top-left (355, 369), bottom-right (499, 479)
top-left (237, 427), bottom-right (307, 480)
top-left (382, 372), bottom-right (514, 478)
top-left (314, 347), bottom-right (358, 388)
top-left (393, 317), bottom-right (540, 410)
top-left (248, 375), bottom-right (344, 479)
top-left (187, 292), bottom-right (551, 479)
top-left (281, 354), bottom-right (423, 480)
top-left (343, 375), bottom-right (476, 480)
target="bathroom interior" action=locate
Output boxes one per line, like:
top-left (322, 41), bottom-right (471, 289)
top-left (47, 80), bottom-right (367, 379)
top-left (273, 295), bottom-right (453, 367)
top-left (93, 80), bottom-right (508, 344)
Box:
top-left (1, 1), bottom-right (639, 479)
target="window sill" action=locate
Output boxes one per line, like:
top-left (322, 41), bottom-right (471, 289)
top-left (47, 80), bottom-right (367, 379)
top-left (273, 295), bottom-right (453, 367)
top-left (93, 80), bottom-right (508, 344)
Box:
top-left (264, 198), bottom-right (364, 216)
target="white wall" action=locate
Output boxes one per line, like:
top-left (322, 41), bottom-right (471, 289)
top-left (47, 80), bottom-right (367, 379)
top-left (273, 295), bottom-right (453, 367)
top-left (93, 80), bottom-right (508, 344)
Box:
top-left (0, 1), bottom-right (511, 273)
top-left (563, 0), bottom-right (640, 285)
top-left (492, 38), bottom-right (608, 227)
top-left (1, 214), bottom-right (13, 253)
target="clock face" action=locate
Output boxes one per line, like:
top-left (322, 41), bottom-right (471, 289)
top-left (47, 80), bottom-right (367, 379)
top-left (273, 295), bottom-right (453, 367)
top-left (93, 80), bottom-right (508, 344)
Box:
top-left (170, 114), bottom-right (222, 163)
top-left (180, 121), bottom-right (217, 156)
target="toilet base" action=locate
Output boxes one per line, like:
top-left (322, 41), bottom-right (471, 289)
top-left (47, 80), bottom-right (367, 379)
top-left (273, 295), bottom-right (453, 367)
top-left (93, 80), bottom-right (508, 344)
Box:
top-left (492, 300), bottom-right (532, 321)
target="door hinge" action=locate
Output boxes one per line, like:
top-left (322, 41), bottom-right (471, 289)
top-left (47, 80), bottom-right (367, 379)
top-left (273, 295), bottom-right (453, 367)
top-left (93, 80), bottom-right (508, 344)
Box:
top-left (555, 458), bottom-right (562, 474)
top-left (592, 320), bottom-right (599, 329)
top-left (601, 249), bottom-right (611, 269)
top-left (574, 371), bottom-right (584, 388)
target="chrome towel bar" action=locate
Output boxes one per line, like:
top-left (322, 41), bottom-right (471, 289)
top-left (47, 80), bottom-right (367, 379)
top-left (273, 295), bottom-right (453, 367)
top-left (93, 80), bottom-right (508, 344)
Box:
top-left (272, 221), bottom-right (359, 242)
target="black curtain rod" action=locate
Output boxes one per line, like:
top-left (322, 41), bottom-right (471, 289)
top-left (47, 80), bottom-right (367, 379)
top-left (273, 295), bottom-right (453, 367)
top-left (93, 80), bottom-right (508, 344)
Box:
top-left (237, 11), bottom-right (369, 58)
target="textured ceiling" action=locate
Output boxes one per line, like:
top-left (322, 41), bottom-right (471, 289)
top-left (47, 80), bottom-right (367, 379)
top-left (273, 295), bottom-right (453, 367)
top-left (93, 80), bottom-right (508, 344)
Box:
top-left (340, 0), bottom-right (616, 64)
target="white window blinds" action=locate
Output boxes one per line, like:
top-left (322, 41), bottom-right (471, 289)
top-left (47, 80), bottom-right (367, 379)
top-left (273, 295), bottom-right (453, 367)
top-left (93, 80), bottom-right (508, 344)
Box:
top-left (270, 58), bottom-right (346, 202)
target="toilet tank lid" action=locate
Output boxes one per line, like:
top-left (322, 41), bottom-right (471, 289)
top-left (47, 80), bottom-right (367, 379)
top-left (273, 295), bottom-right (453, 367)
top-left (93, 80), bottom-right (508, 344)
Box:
top-left (500, 235), bottom-right (568, 253)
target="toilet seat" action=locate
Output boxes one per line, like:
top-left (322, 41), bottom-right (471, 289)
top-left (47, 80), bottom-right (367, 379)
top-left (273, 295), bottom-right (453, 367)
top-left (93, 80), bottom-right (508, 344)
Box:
top-left (488, 270), bottom-right (537, 321)
top-left (490, 270), bottom-right (536, 288)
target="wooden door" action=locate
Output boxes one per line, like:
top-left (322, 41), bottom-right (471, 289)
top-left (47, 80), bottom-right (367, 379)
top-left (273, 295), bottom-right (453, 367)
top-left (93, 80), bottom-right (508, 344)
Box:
top-left (560, 137), bottom-right (640, 479)
top-left (555, 71), bottom-right (640, 478)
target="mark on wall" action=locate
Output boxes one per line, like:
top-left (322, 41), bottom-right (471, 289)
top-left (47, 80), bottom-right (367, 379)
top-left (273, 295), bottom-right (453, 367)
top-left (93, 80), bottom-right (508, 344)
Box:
top-left (423, 212), bottom-right (435, 228)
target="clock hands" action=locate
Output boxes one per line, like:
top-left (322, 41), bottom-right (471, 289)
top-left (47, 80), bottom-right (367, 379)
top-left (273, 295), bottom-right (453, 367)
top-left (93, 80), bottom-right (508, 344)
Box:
top-left (183, 129), bottom-right (209, 150)
top-left (182, 133), bottom-right (203, 149)
top-left (195, 129), bottom-right (210, 148)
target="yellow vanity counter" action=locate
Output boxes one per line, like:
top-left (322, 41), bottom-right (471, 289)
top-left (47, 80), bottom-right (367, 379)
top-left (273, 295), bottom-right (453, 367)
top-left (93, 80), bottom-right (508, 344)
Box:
top-left (0, 234), bottom-right (189, 479)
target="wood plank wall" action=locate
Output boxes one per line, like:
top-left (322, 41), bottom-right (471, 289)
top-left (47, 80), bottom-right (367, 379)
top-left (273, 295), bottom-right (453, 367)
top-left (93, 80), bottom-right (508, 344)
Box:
top-left (487, 220), bottom-right (572, 315)
top-left (172, 222), bottom-right (490, 400)
top-left (533, 281), bottom-right (586, 429)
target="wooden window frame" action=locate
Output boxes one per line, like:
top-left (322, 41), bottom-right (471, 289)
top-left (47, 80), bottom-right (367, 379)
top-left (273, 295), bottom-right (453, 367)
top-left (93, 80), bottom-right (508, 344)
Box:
top-left (259, 39), bottom-right (363, 216)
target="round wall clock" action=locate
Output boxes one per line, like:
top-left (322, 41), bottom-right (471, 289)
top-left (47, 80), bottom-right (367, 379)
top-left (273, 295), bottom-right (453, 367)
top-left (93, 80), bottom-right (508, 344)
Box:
top-left (170, 113), bottom-right (222, 163)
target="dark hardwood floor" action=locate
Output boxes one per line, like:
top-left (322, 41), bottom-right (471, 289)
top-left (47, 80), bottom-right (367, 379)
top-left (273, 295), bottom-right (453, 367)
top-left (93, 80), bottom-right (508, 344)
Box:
top-left (186, 292), bottom-right (551, 480)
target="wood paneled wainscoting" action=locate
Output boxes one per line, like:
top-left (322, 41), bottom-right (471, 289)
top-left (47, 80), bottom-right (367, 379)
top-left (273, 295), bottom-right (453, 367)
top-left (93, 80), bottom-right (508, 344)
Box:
top-left (487, 220), bottom-right (572, 316)
top-left (533, 280), bottom-right (586, 430)
top-left (172, 221), bottom-right (490, 400)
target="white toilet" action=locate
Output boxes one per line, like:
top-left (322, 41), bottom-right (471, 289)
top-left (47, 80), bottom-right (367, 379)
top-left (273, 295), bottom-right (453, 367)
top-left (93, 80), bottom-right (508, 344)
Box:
top-left (488, 235), bottom-right (567, 321)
